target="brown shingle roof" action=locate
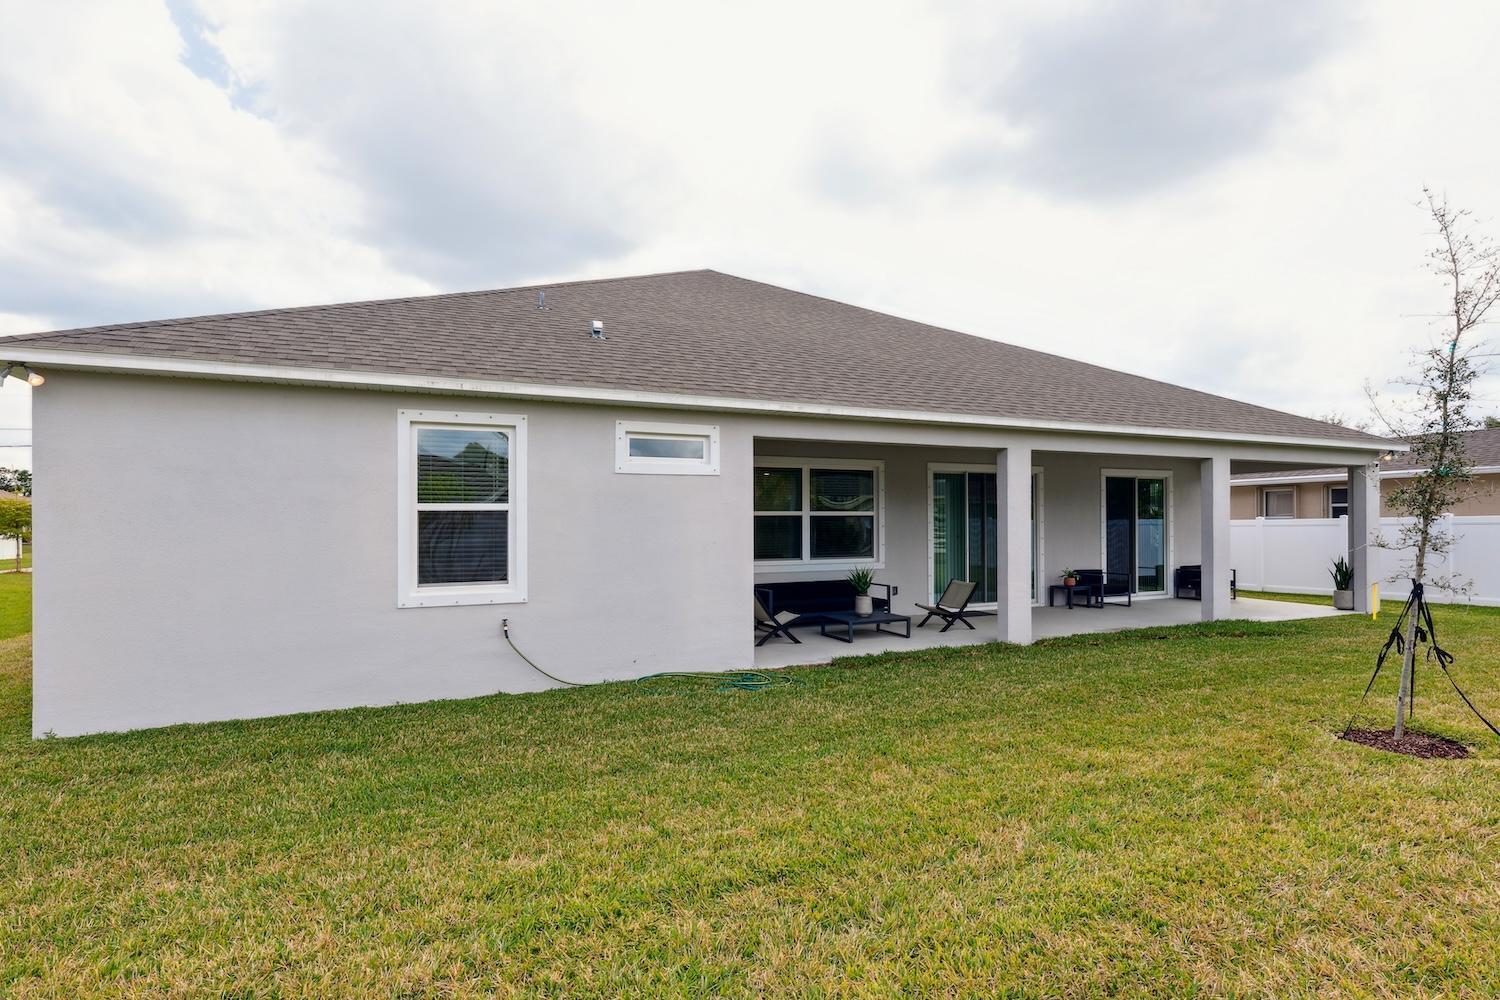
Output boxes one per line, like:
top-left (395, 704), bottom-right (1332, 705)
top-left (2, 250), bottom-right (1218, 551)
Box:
top-left (5, 269), bottom-right (1387, 445)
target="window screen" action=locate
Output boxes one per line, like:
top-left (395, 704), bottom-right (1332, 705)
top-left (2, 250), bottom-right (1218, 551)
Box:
top-left (415, 426), bottom-right (511, 585)
top-left (1263, 488), bottom-right (1294, 518)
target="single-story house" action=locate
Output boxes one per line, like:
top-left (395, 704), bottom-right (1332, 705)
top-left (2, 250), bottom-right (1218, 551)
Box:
top-left (7, 270), bottom-right (1397, 736)
top-left (1232, 426), bottom-right (1500, 519)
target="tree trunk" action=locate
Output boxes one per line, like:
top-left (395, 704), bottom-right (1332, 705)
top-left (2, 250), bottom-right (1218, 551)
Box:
top-left (1396, 536), bottom-right (1428, 740)
top-left (1396, 609), bottom-right (1417, 739)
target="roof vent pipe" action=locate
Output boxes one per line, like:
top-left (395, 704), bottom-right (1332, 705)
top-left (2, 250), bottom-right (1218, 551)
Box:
top-left (536, 291), bottom-right (546, 310)
top-left (590, 320), bottom-right (605, 340)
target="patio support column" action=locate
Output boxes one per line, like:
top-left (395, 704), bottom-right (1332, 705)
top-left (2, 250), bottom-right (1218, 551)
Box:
top-left (1200, 455), bottom-right (1232, 621)
top-left (997, 445), bottom-right (1033, 645)
top-left (1348, 462), bottom-right (1379, 613)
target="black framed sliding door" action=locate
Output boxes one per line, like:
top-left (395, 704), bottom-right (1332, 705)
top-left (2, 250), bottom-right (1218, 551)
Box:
top-left (932, 469), bottom-right (1041, 604)
top-left (1104, 474), bottom-right (1167, 595)
top-left (1104, 477), bottom-right (1135, 589)
top-left (933, 471), bottom-right (997, 604)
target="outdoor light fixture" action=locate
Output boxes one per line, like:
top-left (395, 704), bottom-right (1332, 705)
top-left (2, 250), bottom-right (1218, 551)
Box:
top-left (0, 364), bottom-right (42, 387)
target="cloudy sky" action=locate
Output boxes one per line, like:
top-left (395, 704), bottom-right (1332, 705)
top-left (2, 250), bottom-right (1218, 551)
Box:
top-left (2, 0), bottom-right (1498, 465)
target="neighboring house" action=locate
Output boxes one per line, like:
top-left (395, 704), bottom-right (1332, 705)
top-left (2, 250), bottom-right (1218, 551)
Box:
top-left (1231, 427), bottom-right (1500, 519)
top-left (5, 270), bottom-right (1395, 736)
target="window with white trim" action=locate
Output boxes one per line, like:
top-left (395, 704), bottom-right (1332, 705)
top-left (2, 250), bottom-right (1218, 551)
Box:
top-left (1328, 485), bottom-right (1350, 519)
top-left (615, 420), bottom-right (719, 475)
top-left (754, 460), bottom-right (882, 564)
top-left (1262, 487), bottom-right (1294, 519)
top-left (398, 410), bottom-right (526, 607)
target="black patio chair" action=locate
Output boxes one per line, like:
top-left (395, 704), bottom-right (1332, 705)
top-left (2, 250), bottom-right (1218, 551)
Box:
top-left (1074, 569), bottom-right (1132, 607)
top-left (1172, 565), bottom-right (1238, 601)
top-left (915, 579), bottom-right (980, 632)
top-left (754, 594), bottom-right (801, 646)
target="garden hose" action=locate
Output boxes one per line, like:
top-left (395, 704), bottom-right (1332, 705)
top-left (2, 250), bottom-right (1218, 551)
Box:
top-left (501, 619), bottom-right (583, 687)
top-left (636, 671), bottom-right (795, 692)
top-left (501, 620), bottom-right (793, 693)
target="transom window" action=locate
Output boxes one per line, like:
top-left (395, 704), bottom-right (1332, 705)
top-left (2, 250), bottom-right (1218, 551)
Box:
top-left (398, 410), bottom-right (526, 607)
top-left (1328, 486), bottom-right (1350, 519)
top-left (616, 420), bottom-right (719, 475)
top-left (754, 460), bottom-right (882, 565)
top-left (1262, 487), bottom-right (1294, 519)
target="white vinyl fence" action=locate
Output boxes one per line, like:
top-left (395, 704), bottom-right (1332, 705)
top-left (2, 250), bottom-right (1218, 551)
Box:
top-left (1231, 515), bottom-right (1500, 606)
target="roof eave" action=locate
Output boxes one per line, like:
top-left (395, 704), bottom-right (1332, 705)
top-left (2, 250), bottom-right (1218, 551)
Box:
top-left (6, 346), bottom-right (1404, 453)
top-left (1233, 465), bottom-right (1495, 485)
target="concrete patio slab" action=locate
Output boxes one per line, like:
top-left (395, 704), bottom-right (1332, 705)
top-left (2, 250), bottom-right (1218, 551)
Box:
top-left (754, 597), bottom-right (1350, 670)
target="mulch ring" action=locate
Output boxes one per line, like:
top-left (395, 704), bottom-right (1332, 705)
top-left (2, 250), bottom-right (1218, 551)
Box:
top-left (1341, 727), bottom-right (1470, 759)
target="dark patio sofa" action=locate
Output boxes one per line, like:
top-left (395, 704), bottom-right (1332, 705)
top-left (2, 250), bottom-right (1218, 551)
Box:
top-left (754, 579), bottom-right (896, 627)
top-left (1172, 565), bottom-right (1238, 600)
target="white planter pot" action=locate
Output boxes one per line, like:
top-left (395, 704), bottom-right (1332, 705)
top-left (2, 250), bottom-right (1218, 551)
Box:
top-left (1333, 589), bottom-right (1354, 610)
top-left (854, 594), bottom-right (874, 616)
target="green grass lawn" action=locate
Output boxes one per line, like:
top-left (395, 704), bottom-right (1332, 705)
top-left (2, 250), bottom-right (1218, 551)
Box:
top-left (2, 578), bottom-right (1499, 997)
top-left (0, 571), bottom-right (31, 640)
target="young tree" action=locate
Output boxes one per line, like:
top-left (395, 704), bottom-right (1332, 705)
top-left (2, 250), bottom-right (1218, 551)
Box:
top-left (1379, 189), bottom-right (1500, 739)
top-left (0, 499), bottom-right (29, 572)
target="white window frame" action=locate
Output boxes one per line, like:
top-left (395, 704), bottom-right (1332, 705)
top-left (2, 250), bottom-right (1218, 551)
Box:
top-left (397, 409), bottom-right (527, 608)
top-left (1262, 486), bottom-right (1295, 519)
top-left (1327, 485), bottom-right (1350, 519)
top-left (615, 420), bottom-right (720, 475)
top-left (753, 457), bottom-right (885, 572)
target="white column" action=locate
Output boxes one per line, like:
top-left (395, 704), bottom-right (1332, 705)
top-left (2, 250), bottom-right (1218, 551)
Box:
top-left (997, 445), bottom-right (1033, 645)
top-left (1200, 455), bottom-right (1232, 620)
top-left (1348, 463), bottom-right (1379, 613)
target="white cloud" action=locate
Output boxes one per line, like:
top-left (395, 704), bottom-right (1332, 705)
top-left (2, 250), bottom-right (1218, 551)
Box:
top-left (2, 0), bottom-right (1499, 432)
top-left (0, 0), bottom-right (426, 330)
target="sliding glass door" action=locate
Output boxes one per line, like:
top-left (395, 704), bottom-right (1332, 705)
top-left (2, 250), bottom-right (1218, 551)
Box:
top-left (933, 472), bottom-right (995, 604)
top-left (931, 469), bottom-right (1040, 604)
top-left (1104, 474), bottom-right (1168, 595)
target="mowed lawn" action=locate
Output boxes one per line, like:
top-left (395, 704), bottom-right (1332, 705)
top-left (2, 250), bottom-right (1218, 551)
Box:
top-left (2, 580), bottom-right (1498, 997)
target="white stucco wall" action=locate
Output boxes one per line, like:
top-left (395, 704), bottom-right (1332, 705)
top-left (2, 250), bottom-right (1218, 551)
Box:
top-left (32, 372), bottom-right (1380, 736)
top-left (33, 374), bottom-right (756, 737)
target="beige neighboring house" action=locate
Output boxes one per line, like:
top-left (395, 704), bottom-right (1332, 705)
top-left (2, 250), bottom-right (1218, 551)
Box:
top-left (1231, 426), bottom-right (1500, 519)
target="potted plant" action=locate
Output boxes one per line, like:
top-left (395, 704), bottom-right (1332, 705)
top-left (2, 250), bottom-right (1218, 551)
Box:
top-left (1329, 556), bottom-right (1355, 610)
top-left (1061, 568), bottom-right (1078, 587)
top-left (848, 568), bottom-right (876, 616)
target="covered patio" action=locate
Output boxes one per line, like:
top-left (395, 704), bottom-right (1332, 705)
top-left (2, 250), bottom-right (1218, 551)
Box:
top-left (754, 596), bottom-right (1352, 670)
top-left (751, 431), bottom-right (1382, 663)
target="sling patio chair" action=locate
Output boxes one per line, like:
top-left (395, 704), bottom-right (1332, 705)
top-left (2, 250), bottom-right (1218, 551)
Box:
top-left (754, 594), bottom-right (802, 646)
top-left (915, 579), bottom-right (980, 632)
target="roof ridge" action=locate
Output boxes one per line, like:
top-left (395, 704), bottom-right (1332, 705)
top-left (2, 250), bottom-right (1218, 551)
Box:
top-left (2, 268), bottom-right (718, 343)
